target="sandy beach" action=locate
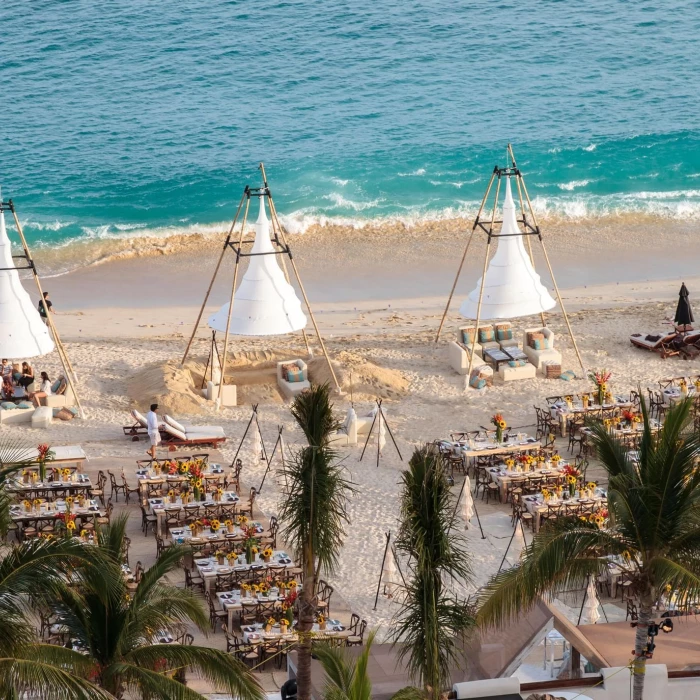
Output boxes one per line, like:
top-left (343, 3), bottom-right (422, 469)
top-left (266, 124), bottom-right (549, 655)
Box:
top-left (13, 228), bottom-right (700, 663)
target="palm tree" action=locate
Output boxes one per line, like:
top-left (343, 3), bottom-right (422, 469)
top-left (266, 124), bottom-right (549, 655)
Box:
top-left (478, 396), bottom-right (700, 700)
top-left (45, 514), bottom-right (263, 700)
top-left (0, 437), bottom-right (113, 698)
top-left (277, 384), bottom-right (354, 700)
top-left (314, 630), bottom-right (422, 700)
top-left (391, 446), bottom-right (474, 700)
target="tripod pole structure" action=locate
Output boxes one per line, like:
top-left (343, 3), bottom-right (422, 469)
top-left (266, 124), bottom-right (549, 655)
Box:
top-left (182, 190), bottom-right (247, 366)
top-left (435, 169), bottom-right (496, 343)
top-left (230, 404), bottom-right (259, 467)
top-left (451, 475), bottom-right (485, 539)
top-left (258, 426), bottom-right (283, 493)
top-left (512, 146), bottom-right (585, 372)
top-left (497, 516), bottom-right (527, 574)
top-left (379, 403), bottom-right (403, 461)
top-left (358, 410), bottom-right (378, 462)
top-left (216, 196), bottom-right (251, 408)
top-left (8, 204), bottom-right (84, 419)
top-left (373, 531), bottom-right (391, 611)
top-left (260, 163), bottom-right (341, 394)
top-left (466, 175), bottom-right (501, 381)
top-left (376, 406), bottom-right (382, 469)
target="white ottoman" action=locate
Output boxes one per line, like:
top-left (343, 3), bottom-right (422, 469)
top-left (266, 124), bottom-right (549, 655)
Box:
top-left (31, 406), bottom-right (53, 429)
top-left (499, 362), bottom-right (536, 382)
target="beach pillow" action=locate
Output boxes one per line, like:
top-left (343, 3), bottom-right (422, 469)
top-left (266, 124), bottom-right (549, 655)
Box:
top-left (508, 359), bottom-right (527, 367)
top-left (645, 334), bottom-right (661, 342)
top-left (163, 423), bottom-right (187, 441)
top-left (287, 368), bottom-right (304, 383)
top-left (479, 328), bottom-right (495, 343)
top-left (165, 415), bottom-right (187, 433)
top-left (17, 401), bottom-right (34, 410)
top-left (51, 379), bottom-right (62, 394)
top-left (470, 376), bottom-right (486, 389)
top-left (497, 327), bottom-right (513, 341)
top-left (56, 408), bottom-right (75, 421)
top-left (281, 363), bottom-right (298, 381)
top-left (461, 327), bottom-right (476, 344)
top-left (12, 372), bottom-right (21, 382)
top-left (560, 371), bottom-right (576, 381)
top-left (1, 402), bottom-right (17, 410)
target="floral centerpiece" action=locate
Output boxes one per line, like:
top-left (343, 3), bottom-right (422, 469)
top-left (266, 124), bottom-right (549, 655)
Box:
top-left (265, 616), bottom-right (276, 634)
top-left (621, 409), bottom-right (641, 428)
top-left (225, 518), bottom-right (234, 534)
top-left (584, 481), bottom-right (597, 498)
top-left (210, 519), bottom-right (221, 533)
top-left (541, 487), bottom-right (552, 503)
top-left (491, 413), bottom-right (507, 443)
top-left (551, 454), bottom-right (562, 467)
top-left (588, 369), bottom-right (611, 405)
top-left (241, 582), bottom-right (251, 598)
top-left (562, 464), bottom-right (581, 497)
top-left (262, 546), bottom-right (273, 563)
top-left (243, 526), bottom-right (259, 564)
top-left (317, 613), bottom-right (326, 631)
top-left (215, 549), bottom-right (225, 565)
top-left (588, 508), bottom-right (609, 529)
top-left (36, 443), bottom-right (55, 483)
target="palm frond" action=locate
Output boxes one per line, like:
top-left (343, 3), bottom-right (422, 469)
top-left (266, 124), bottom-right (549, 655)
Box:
top-left (313, 630), bottom-right (377, 700)
top-left (123, 644), bottom-right (263, 700)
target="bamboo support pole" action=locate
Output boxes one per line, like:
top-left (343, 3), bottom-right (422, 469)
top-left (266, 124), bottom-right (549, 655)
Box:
top-left (260, 164), bottom-right (341, 393)
top-left (9, 208), bottom-right (84, 418)
top-left (517, 166), bottom-right (585, 371)
top-left (181, 190), bottom-right (247, 365)
top-left (435, 170), bottom-right (497, 343)
top-left (216, 197), bottom-right (251, 407)
top-left (466, 176), bottom-right (501, 381)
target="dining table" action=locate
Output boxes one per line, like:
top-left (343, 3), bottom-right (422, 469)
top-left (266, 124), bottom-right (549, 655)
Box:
top-left (10, 498), bottom-right (105, 528)
top-left (7, 473), bottom-right (92, 497)
top-left (487, 463), bottom-right (569, 502)
top-left (444, 435), bottom-right (541, 463)
top-left (194, 550), bottom-right (295, 590)
top-left (522, 489), bottom-right (607, 532)
top-left (149, 490), bottom-right (240, 536)
top-left (137, 461), bottom-right (227, 495)
top-left (551, 396), bottom-right (632, 436)
top-left (216, 585), bottom-right (300, 630)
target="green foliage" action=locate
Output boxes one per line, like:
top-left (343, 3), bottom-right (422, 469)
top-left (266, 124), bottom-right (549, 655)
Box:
top-left (392, 446), bottom-right (474, 699)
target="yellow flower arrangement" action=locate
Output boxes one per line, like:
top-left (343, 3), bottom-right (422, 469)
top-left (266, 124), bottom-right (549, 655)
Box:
top-left (252, 584), bottom-right (261, 593)
top-left (63, 468), bottom-right (71, 479)
top-left (541, 488), bottom-right (551, 500)
top-left (251, 546), bottom-right (259, 555)
top-left (216, 487), bottom-right (224, 495)
top-left (267, 617), bottom-right (277, 625)
top-left (317, 614), bottom-right (325, 624)
top-left (237, 515), bottom-right (249, 525)
top-left (551, 454), bottom-right (561, 464)
top-left (288, 580), bottom-right (298, 588)
top-left (210, 519), bottom-right (221, 531)
top-left (241, 583), bottom-right (251, 591)
top-left (566, 475), bottom-right (577, 485)
top-left (194, 479), bottom-right (203, 489)
top-left (167, 489), bottom-right (175, 497)
top-left (22, 499), bottom-right (31, 510)
top-left (262, 547), bottom-right (273, 559)
top-left (80, 529), bottom-right (88, 538)
top-left (32, 498), bottom-right (42, 506)
top-left (224, 519), bottom-right (233, 527)
top-left (586, 482), bottom-right (596, 491)
top-left (66, 520), bottom-right (76, 531)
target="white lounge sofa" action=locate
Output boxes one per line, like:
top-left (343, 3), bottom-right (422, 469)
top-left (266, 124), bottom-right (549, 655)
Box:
top-left (0, 405), bottom-right (34, 425)
top-left (44, 377), bottom-right (76, 409)
top-left (329, 407), bottom-right (377, 446)
top-left (522, 327), bottom-right (562, 372)
top-left (494, 322), bottom-right (519, 350)
top-left (448, 326), bottom-right (484, 375)
top-left (276, 359), bottom-right (310, 400)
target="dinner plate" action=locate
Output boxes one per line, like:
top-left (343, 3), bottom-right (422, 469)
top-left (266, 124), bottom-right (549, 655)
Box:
top-left (218, 567), bottom-right (231, 573)
top-left (200, 566), bottom-right (213, 572)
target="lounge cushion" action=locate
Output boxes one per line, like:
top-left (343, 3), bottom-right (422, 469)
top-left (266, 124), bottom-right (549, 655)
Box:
top-left (51, 380), bottom-right (62, 393)
top-left (165, 415), bottom-right (187, 433)
top-left (508, 359), bottom-right (527, 367)
top-left (496, 326), bottom-right (514, 341)
top-left (461, 328), bottom-right (476, 344)
top-left (645, 334), bottom-right (661, 342)
top-left (163, 423), bottom-right (187, 441)
top-left (287, 368), bottom-right (304, 383)
top-left (17, 401), bottom-right (33, 409)
top-left (1, 402), bottom-right (17, 410)
top-left (132, 409), bottom-right (148, 427)
top-left (560, 370), bottom-right (576, 381)
top-left (470, 376), bottom-right (486, 389)
top-left (479, 328), bottom-right (495, 343)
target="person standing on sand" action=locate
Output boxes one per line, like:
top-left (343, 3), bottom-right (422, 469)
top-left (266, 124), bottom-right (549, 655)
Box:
top-left (38, 292), bottom-right (54, 324)
top-left (146, 403), bottom-right (161, 460)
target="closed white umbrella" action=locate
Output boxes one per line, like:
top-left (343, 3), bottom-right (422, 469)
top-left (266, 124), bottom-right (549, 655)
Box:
top-left (378, 414), bottom-right (387, 452)
top-left (252, 420), bottom-right (264, 462)
top-left (582, 578), bottom-right (602, 625)
top-left (462, 476), bottom-right (474, 528)
top-left (383, 549), bottom-right (398, 597)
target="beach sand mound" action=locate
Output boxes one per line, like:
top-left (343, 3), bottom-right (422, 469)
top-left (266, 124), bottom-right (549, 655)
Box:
top-left (308, 351), bottom-right (409, 400)
top-left (127, 359), bottom-right (208, 416)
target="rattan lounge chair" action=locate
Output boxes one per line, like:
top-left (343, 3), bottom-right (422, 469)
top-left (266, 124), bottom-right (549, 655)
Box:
top-left (630, 331), bottom-right (680, 358)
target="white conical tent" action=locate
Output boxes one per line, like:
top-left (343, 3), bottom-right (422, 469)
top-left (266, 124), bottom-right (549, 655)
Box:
top-left (208, 197), bottom-right (307, 336)
top-left (460, 177), bottom-right (556, 320)
top-left (0, 211), bottom-right (54, 358)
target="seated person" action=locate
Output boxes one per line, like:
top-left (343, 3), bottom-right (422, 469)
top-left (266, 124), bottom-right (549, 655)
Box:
top-left (1, 376), bottom-right (14, 401)
top-left (28, 371), bottom-right (52, 407)
top-left (18, 362), bottom-right (34, 388)
top-left (0, 359), bottom-right (11, 381)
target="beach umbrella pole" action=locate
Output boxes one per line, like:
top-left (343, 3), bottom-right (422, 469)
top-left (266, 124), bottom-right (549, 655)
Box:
top-left (230, 404), bottom-right (259, 467)
top-left (497, 515), bottom-right (527, 574)
top-left (359, 400), bottom-right (402, 465)
top-left (451, 475), bottom-right (485, 539)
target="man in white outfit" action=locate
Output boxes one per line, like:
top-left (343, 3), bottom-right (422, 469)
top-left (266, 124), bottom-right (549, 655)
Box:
top-left (146, 403), bottom-right (161, 459)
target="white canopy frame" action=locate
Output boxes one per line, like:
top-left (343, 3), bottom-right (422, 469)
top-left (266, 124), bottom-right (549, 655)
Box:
top-left (182, 163), bottom-right (340, 403)
top-left (1, 198), bottom-right (83, 418)
top-left (435, 144), bottom-right (584, 380)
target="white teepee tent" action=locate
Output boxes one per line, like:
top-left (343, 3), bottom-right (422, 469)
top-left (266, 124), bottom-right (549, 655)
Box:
top-left (0, 210), bottom-right (54, 358)
top-left (460, 177), bottom-right (556, 320)
top-left (208, 197), bottom-right (307, 336)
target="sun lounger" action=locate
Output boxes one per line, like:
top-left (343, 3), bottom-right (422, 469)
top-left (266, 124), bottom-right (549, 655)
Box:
top-left (161, 421), bottom-right (227, 447)
top-left (123, 409), bottom-right (149, 437)
top-left (164, 415), bottom-right (225, 437)
top-left (630, 331), bottom-right (680, 358)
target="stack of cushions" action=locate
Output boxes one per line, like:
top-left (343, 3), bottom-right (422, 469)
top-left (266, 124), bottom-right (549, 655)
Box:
top-left (281, 363), bottom-right (305, 383)
top-left (469, 365), bottom-right (493, 390)
top-left (496, 324), bottom-right (514, 342)
top-left (478, 327), bottom-right (496, 343)
top-left (508, 359), bottom-right (528, 368)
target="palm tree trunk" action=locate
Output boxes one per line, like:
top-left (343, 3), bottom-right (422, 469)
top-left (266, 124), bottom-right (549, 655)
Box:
top-left (295, 542), bottom-right (316, 700)
top-left (632, 597), bottom-right (653, 700)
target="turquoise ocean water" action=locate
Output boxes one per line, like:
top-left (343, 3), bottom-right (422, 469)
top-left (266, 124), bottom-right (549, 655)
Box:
top-left (2, 0), bottom-right (700, 268)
